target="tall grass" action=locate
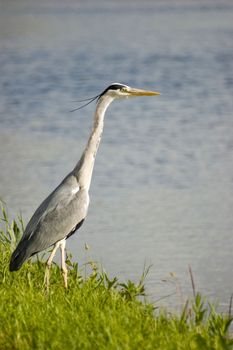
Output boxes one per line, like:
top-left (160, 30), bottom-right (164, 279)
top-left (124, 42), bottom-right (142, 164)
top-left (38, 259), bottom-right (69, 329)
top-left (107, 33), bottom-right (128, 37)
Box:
top-left (0, 202), bottom-right (232, 349)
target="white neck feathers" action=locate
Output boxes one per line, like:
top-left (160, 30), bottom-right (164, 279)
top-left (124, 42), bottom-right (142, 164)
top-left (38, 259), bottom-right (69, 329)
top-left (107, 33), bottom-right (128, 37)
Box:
top-left (73, 95), bottom-right (115, 190)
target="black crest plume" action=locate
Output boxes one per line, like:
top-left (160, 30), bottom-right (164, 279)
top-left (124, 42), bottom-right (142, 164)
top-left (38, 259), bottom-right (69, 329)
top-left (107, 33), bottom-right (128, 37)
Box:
top-left (70, 83), bottom-right (126, 112)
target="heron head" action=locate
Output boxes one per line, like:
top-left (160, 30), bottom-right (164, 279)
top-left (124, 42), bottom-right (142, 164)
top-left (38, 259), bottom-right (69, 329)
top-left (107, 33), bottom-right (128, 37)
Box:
top-left (70, 83), bottom-right (160, 112)
top-left (99, 83), bottom-right (160, 99)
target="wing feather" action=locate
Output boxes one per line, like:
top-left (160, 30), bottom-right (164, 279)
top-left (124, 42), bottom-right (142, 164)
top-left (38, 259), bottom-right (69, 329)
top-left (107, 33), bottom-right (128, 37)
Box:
top-left (11, 173), bottom-right (89, 267)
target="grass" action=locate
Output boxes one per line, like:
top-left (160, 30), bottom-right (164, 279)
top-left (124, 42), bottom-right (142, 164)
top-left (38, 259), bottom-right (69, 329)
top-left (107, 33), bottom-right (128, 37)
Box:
top-left (0, 202), bottom-right (233, 349)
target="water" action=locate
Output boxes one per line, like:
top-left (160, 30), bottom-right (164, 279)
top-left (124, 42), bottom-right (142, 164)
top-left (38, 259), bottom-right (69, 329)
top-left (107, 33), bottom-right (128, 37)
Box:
top-left (0, 0), bottom-right (233, 310)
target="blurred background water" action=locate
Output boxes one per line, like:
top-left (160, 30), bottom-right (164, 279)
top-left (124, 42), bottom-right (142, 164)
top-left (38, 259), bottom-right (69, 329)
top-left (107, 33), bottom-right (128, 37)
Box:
top-left (0, 0), bottom-right (233, 310)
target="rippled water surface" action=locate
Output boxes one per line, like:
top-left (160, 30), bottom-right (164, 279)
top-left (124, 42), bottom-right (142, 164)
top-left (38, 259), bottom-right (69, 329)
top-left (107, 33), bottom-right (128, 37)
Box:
top-left (0, 0), bottom-right (233, 309)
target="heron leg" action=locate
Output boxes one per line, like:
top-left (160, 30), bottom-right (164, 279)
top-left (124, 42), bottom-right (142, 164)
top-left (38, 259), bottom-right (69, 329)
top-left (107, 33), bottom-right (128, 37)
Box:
top-left (60, 239), bottom-right (68, 288)
top-left (44, 241), bottom-right (60, 289)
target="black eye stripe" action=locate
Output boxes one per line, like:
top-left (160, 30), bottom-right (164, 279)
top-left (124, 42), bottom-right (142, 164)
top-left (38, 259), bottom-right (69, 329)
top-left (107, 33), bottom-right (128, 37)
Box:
top-left (108, 84), bottom-right (125, 90)
top-left (99, 84), bottom-right (126, 98)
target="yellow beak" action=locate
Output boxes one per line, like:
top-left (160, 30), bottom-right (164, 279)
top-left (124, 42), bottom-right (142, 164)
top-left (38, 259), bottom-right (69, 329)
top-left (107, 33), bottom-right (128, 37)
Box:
top-left (128, 88), bottom-right (160, 96)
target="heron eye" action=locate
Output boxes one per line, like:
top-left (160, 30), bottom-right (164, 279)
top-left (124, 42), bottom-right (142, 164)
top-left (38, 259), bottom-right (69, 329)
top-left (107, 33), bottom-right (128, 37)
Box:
top-left (121, 87), bottom-right (127, 93)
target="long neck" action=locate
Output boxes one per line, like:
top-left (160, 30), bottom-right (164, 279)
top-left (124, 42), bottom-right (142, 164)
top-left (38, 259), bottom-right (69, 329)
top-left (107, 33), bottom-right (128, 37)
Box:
top-left (73, 95), bottom-right (114, 190)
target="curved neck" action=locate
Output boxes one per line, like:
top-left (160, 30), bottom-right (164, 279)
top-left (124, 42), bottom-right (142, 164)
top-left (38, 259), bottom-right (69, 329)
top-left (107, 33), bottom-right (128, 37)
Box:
top-left (73, 95), bottom-right (114, 190)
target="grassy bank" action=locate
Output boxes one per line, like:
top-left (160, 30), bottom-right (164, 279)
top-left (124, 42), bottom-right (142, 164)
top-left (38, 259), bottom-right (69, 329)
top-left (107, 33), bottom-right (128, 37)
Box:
top-left (0, 204), bottom-right (232, 349)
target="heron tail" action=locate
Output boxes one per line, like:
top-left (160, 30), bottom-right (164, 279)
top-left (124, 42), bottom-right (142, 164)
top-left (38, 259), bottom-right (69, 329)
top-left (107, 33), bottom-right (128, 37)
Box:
top-left (9, 243), bottom-right (31, 271)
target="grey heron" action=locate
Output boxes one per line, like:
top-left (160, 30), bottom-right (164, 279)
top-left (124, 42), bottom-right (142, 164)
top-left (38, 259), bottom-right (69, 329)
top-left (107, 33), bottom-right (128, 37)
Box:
top-left (9, 83), bottom-right (160, 288)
